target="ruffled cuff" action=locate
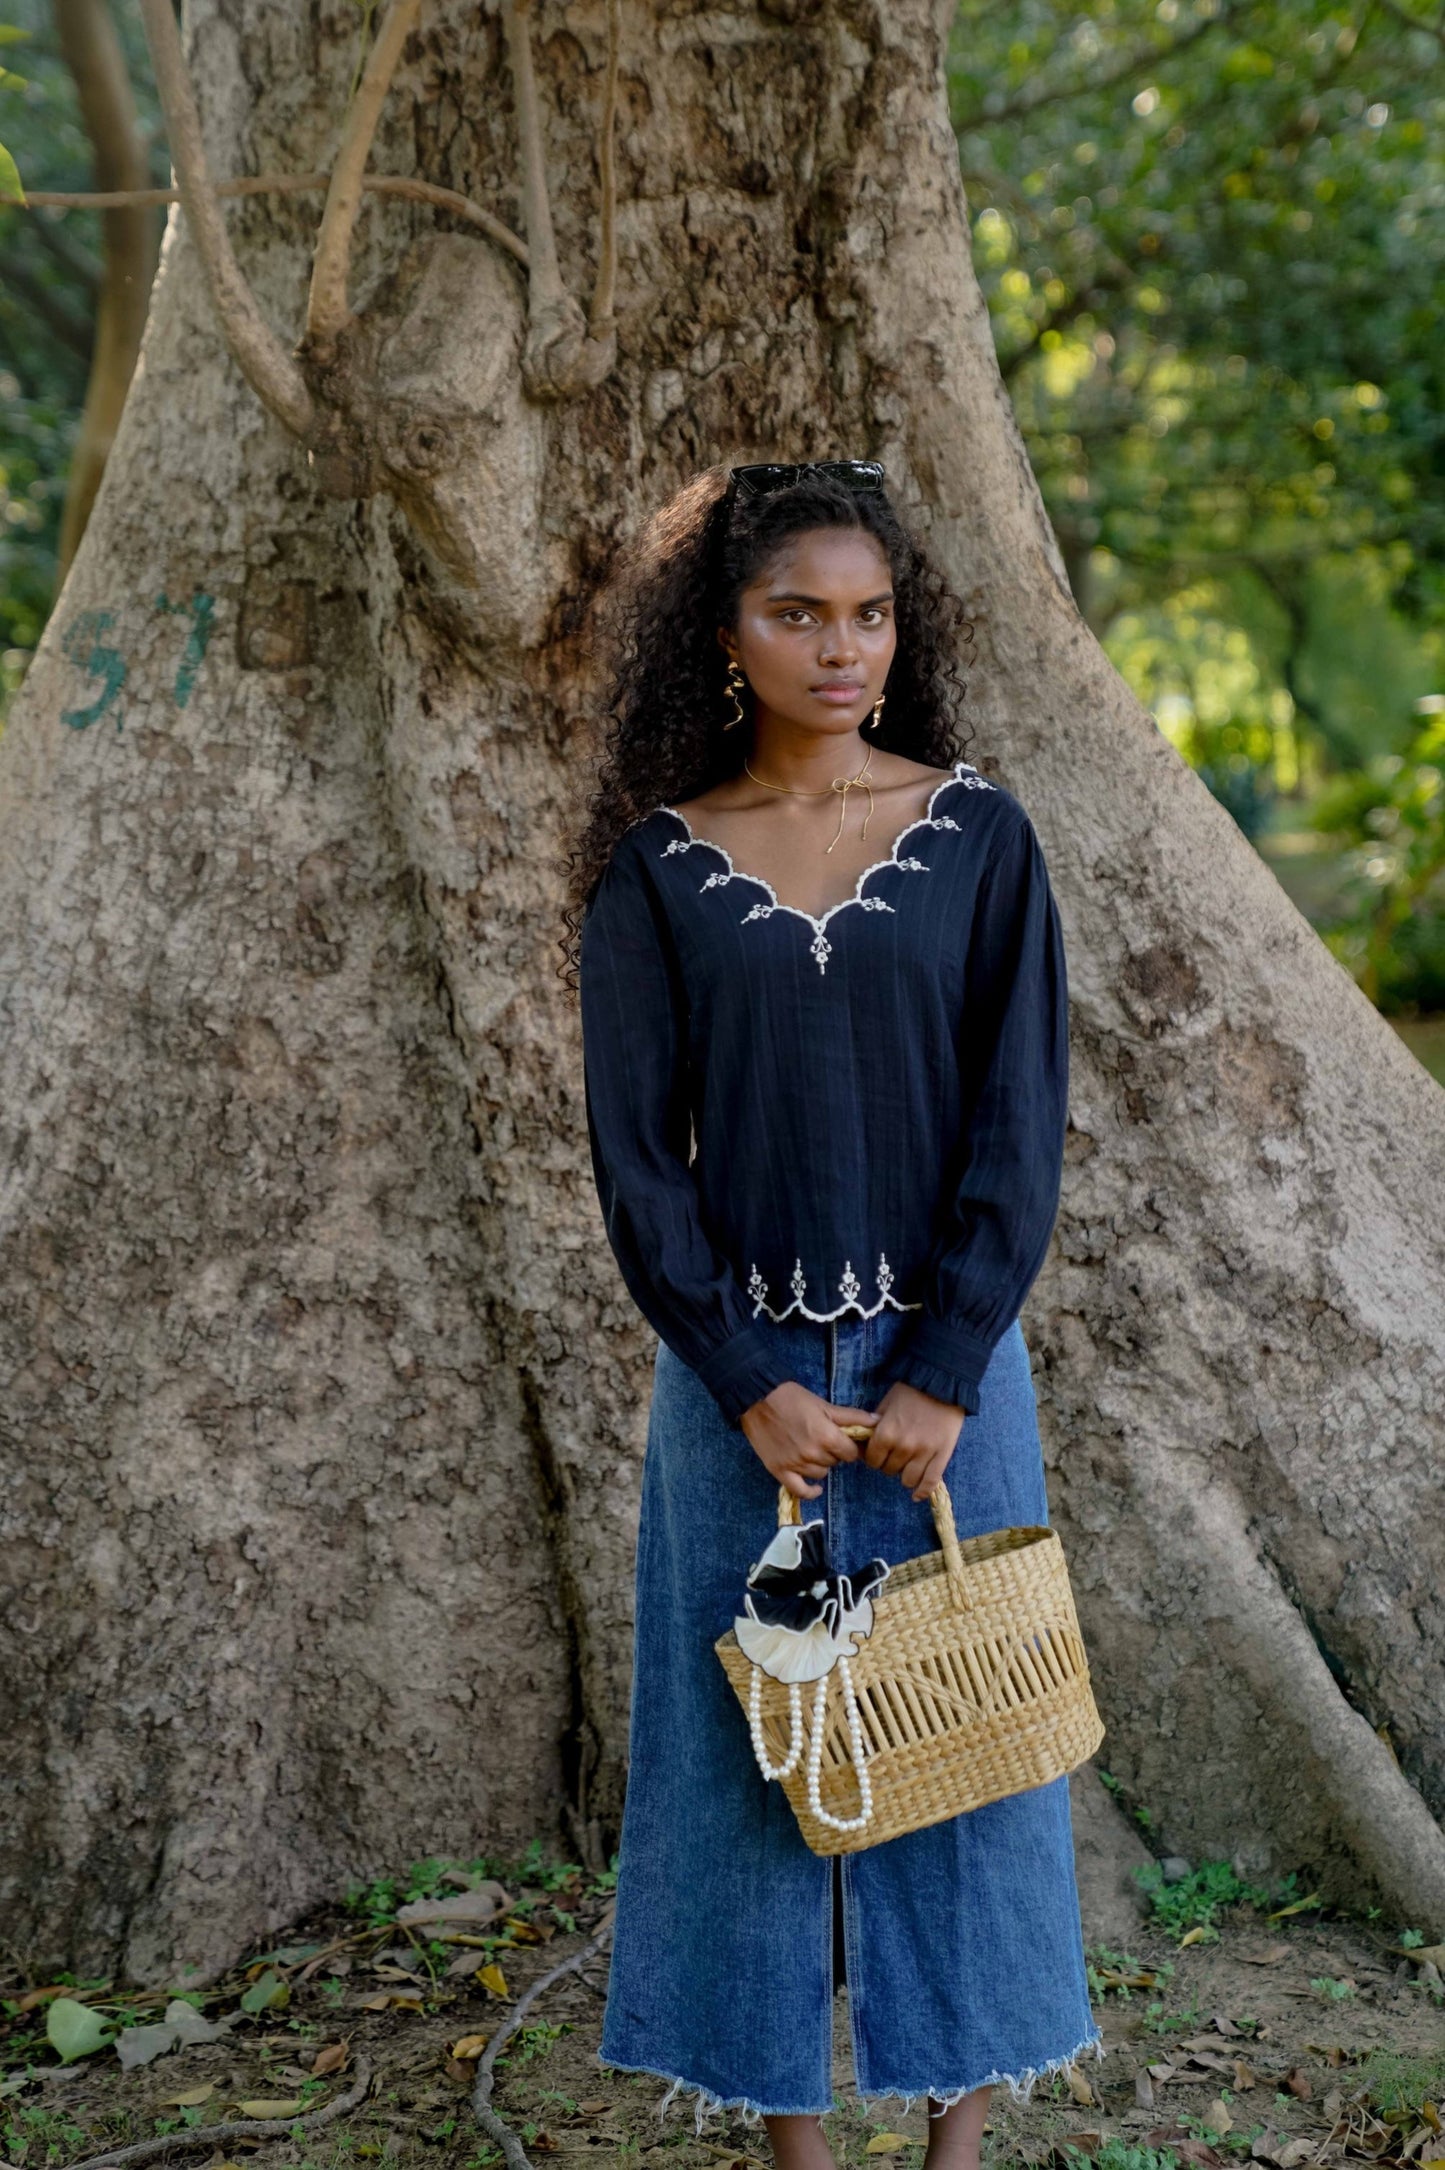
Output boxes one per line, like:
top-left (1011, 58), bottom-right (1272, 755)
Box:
top-left (692, 1319), bottom-right (798, 1426)
top-left (878, 1315), bottom-right (1001, 1417)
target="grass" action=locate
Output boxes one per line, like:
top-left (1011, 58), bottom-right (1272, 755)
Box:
top-left (1353, 2046), bottom-right (1445, 2117)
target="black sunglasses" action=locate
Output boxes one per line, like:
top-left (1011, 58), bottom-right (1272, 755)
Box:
top-left (728, 459), bottom-right (886, 499)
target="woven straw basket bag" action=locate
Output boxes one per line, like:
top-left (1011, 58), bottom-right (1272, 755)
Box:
top-left (714, 1438), bottom-right (1105, 1858)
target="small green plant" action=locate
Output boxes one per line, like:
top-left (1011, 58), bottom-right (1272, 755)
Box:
top-left (512, 1838), bottom-right (586, 1892)
top-left (1354, 2047), bottom-right (1445, 2118)
top-left (497, 2021), bottom-right (569, 2067)
top-left (1399, 1927), bottom-right (1425, 1948)
top-left (1141, 1989), bottom-right (1199, 2038)
top-left (1062, 2142), bottom-right (1181, 2170)
top-left (1132, 1858), bottom-right (1280, 1941)
top-left (1309, 1976), bottom-right (1357, 2001)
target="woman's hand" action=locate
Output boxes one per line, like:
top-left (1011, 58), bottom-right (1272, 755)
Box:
top-left (861, 1381), bottom-right (964, 1501)
top-left (740, 1383), bottom-right (878, 1501)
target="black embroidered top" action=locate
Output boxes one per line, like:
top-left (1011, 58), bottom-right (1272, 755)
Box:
top-left (578, 760), bottom-right (1069, 1426)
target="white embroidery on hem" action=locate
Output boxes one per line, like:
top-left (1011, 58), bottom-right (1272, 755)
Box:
top-left (656, 759), bottom-right (998, 975)
top-left (596, 2049), bottom-right (819, 2131)
top-left (748, 1253), bottom-right (922, 1323)
top-left (859, 2027), bottom-right (1106, 2121)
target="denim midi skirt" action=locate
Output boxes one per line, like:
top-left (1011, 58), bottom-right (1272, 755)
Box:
top-left (598, 1304), bottom-right (1104, 2129)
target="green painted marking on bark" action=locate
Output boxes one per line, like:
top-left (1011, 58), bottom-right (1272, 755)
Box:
top-left (155, 591), bottom-right (216, 708)
top-left (60, 610), bottom-right (126, 731)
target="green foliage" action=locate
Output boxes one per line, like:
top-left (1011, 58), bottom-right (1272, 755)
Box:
top-left (1307, 710), bottom-right (1445, 1009)
top-left (1131, 1856), bottom-right (1280, 1941)
top-left (0, 0), bottom-right (163, 704)
top-left (951, 0), bottom-right (1445, 879)
top-left (1064, 2145), bottom-right (1182, 2170)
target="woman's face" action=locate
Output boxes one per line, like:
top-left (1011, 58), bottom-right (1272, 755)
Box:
top-left (718, 526), bottom-right (898, 739)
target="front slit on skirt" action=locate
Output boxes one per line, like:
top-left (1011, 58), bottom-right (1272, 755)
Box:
top-left (598, 1303), bottom-right (1105, 2129)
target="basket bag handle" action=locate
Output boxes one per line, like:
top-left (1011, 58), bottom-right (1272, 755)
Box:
top-left (750, 1431), bottom-right (972, 1836)
top-left (774, 1423), bottom-right (973, 1613)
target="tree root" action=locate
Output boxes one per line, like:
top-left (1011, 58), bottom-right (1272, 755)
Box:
top-left (65, 2055), bottom-right (373, 2170)
top-left (470, 1917), bottom-right (616, 2170)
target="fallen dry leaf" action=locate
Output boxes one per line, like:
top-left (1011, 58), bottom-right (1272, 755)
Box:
top-left (1141, 2130), bottom-right (1227, 2168)
top-left (234, 2097), bottom-right (305, 2119)
top-left (1394, 1945), bottom-right (1445, 1969)
top-left (1136, 2072), bottom-right (1156, 2109)
top-left (1232, 2061), bottom-right (1259, 2090)
top-left (156, 2084), bottom-right (215, 2107)
top-left (1179, 1927), bottom-right (1210, 1947)
top-left (449, 2032), bottom-right (491, 2062)
top-left (1244, 1946), bottom-right (1293, 1966)
top-left (1283, 2069), bottom-right (1313, 2100)
top-left (864, 2137), bottom-right (910, 2155)
top-left (1202, 2100), bottom-right (1233, 2137)
top-left (356, 1992), bottom-right (423, 2013)
top-left (478, 1963), bottom-right (510, 1998)
top-left (310, 2043), bottom-right (349, 2077)
top-left (1213, 2014), bottom-right (1245, 2037)
top-left (396, 1883), bottom-right (512, 1929)
top-left (1268, 1892), bottom-right (1323, 1919)
top-left (1066, 2064), bottom-right (1098, 2106)
top-left (576, 2100), bottom-right (612, 2115)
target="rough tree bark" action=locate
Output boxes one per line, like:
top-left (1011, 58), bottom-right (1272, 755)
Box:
top-left (1, 0), bottom-right (1442, 1985)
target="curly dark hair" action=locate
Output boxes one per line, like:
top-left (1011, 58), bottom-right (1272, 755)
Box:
top-left (557, 461), bottom-right (977, 991)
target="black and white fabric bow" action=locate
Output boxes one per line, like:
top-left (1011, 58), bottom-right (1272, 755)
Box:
top-left (733, 1519), bottom-right (891, 1684)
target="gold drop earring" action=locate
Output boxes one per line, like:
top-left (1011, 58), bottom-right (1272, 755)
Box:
top-left (723, 660), bottom-right (748, 731)
top-left (865, 693), bottom-right (885, 733)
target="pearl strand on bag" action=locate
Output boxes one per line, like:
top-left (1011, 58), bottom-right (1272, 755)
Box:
top-left (806, 1656), bottom-right (874, 1834)
top-left (748, 1664), bottom-right (805, 1778)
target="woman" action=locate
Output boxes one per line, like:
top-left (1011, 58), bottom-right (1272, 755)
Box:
top-left (562, 460), bottom-right (1102, 2170)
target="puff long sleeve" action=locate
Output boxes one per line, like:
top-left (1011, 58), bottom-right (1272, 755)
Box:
top-left (579, 838), bottom-right (799, 1426)
top-left (877, 808), bottom-right (1070, 1416)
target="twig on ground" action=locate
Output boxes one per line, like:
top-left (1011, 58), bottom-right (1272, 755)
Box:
top-left (63, 2055), bottom-right (373, 2170)
top-left (471, 1919), bottom-right (615, 2170)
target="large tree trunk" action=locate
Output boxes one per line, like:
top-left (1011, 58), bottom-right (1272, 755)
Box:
top-left (2, 0), bottom-right (1442, 1985)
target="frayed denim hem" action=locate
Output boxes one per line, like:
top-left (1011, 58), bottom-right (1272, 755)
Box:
top-left (859, 2024), bottom-right (1107, 2122)
top-left (595, 2050), bottom-right (832, 2132)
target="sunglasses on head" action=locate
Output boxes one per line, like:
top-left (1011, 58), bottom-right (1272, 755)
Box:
top-left (728, 459), bottom-right (886, 499)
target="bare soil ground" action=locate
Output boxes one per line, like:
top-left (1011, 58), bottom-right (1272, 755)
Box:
top-left (4, 1853), bottom-right (1443, 2170)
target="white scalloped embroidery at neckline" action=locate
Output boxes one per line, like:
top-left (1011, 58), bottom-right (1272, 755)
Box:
top-left (655, 759), bottom-right (997, 975)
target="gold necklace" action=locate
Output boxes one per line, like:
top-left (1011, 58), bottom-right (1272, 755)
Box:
top-left (743, 743), bottom-right (876, 853)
